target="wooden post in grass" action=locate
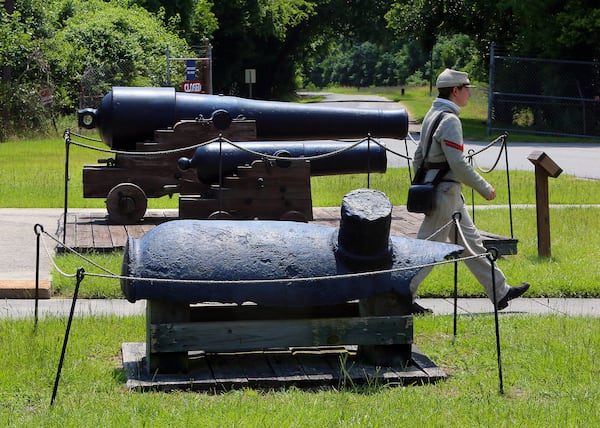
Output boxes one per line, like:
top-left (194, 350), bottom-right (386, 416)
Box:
top-left (527, 151), bottom-right (562, 257)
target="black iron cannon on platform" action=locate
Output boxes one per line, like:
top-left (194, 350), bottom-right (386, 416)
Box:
top-left (77, 87), bottom-right (408, 223)
top-left (120, 189), bottom-right (462, 384)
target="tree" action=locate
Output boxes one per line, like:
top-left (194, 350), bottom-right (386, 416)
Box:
top-left (128, 0), bottom-right (218, 47)
top-left (0, 0), bottom-right (56, 140)
top-left (0, 0), bottom-right (192, 139)
top-left (386, 0), bottom-right (600, 63)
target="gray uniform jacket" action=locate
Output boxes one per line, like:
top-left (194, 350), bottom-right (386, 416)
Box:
top-left (413, 99), bottom-right (493, 199)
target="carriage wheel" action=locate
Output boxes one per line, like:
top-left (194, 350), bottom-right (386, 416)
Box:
top-left (208, 210), bottom-right (233, 220)
top-left (279, 210), bottom-right (307, 222)
top-left (106, 183), bottom-right (148, 224)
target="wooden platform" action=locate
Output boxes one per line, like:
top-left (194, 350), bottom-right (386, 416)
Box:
top-left (59, 206), bottom-right (516, 254)
top-left (122, 342), bottom-right (446, 392)
top-left (0, 280), bottom-right (51, 299)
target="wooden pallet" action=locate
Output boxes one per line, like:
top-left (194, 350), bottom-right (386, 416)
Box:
top-left (122, 342), bottom-right (446, 392)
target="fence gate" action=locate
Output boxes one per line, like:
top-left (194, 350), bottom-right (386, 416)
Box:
top-left (487, 43), bottom-right (600, 138)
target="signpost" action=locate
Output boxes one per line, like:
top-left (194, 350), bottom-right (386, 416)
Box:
top-left (527, 151), bottom-right (562, 257)
top-left (186, 60), bottom-right (196, 81)
top-left (245, 69), bottom-right (256, 98)
top-left (39, 87), bottom-right (53, 105)
top-left (166, 40), bottom-right (213, 94)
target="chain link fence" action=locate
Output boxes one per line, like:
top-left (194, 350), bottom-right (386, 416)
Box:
top-left (488, 46), bottom-right (600, 138)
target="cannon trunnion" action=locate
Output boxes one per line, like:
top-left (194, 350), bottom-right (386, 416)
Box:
top-left (121, 189), bottom-right (462, 374)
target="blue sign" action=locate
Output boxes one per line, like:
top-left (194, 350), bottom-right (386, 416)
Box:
top-left (186, 60), bottom-right (196, 80)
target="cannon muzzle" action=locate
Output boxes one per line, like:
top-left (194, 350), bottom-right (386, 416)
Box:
top-left (78, 87), bottom-right (408, 150)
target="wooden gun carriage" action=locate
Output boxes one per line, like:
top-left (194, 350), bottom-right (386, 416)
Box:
top-left (77, 87), bottom-right (408, 224)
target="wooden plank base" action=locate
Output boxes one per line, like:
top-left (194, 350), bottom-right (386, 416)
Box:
top-left (122, 342), bottom-right (446, 392)
top-left (0, 280), bottom-right (51, 299)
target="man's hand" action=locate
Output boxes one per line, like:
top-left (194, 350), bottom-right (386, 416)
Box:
top-left (486, 189), bottom-right (497, 201)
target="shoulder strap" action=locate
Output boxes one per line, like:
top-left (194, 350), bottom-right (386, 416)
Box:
top-left (422, 111), bottom-right (446, 162)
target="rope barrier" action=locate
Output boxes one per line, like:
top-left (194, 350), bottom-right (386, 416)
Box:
top-left (66, 130), bottom-right (229, 156)
top-left (66, 129), bottom-right (507, 178)
top-left (39, 212), bottom-right (502, 402)
top-left (468, 133), bottom-right (508, 174)
top-left (66, 130), bottom-right (412, 162)
top-left (39, 227), bottom-right (487, 286)
top-left (48, 127), bottom-right (513, 405)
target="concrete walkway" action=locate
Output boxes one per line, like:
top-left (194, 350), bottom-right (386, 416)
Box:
top-left (3, 298), bottom-right (600, 320)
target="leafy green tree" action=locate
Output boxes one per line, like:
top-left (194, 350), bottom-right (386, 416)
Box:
top-left (128, 0), bottom-right (218, 46)
top-left (386, 0), bottom-right (599, 63)
top-left (0, 0), bottom-right (58, 140)
top-left (0, 0), bottom-right (192, 139)
top-left (47, 1), bottom-right (191, 109)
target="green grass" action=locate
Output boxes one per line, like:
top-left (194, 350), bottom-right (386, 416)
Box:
top-left (0, 135), bottom-right (178, 209)
top-left (1, 136), bottom-right (599, 208)
top-left (417, 207), bottom-right (600, 298)
top-left (1, 314), bottom-right (599, 426)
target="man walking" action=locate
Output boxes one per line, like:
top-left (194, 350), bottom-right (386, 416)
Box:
top-left (410, 68), bottom-right (530, 314)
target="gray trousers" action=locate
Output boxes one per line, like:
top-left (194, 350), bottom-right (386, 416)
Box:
top-left (409, 182), bottom-right (510, 303)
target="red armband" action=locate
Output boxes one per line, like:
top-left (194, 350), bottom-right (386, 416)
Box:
top-left (444, 139), bottom-right (464, 151)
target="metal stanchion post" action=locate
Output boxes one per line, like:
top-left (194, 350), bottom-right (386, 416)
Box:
top-left (487, 248), bottom-right (504, 395)
top-left (51, 268), bottom-right (85, 406)
top-left (452, 212), bottom-right (462, 337)
top-left (34, 224), bottom-right (44, 328)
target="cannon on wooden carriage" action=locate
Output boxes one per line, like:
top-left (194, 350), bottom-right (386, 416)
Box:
top-left (77, 87), bottom-right (408, 223)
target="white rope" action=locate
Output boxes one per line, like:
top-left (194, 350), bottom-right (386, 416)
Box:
top-left (41, 231), bottom-right (117, 276)
top-left (422, 219), bottom-right (455, 241)
top-left (41, 229), bottom-right (485, 285)
top-left (39, 232), bottom-right (77, 278)
top-left (452, 216), bottom-right (489, 258)
top-left (84, 253), bottom-right (484, 284)
top-left (67, 132), bottom-right (225, 156)
top-left (416, 215), bottom-right (490, 259)
top-left (66, 131), bottom-right (411, 163)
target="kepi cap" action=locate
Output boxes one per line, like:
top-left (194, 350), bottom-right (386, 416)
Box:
top-left (436, 68), bottom-right (475, 88)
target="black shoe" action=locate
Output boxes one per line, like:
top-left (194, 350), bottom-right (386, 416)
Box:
top-left (497, 282), bottom-right (530, 310)
top-left (411, 302), bottom-right (433, 315)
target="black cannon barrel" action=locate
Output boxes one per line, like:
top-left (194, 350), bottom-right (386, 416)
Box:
top-left (121, 189), bottom-right (463, 306)
top-left (78, 87), bottom-right (408, 150)
top-left (177, 140), bottom-right (387, 184)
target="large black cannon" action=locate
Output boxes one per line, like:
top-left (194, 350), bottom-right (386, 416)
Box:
top-left (78, 86), bottom-right (408, 150)
top-left (120, 189), bottom-right (462, 374)
top-left (76, 87), bottom-right (407, 223)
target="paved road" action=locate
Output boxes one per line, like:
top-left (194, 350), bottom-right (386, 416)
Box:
top-left (385, 139), bottom-right (600, 180)
top-left (302, 92), bottom-right (600, 179)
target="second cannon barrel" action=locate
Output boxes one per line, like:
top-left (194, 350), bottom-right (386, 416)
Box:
top-left (177, 140), bottom-right (387, 184)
